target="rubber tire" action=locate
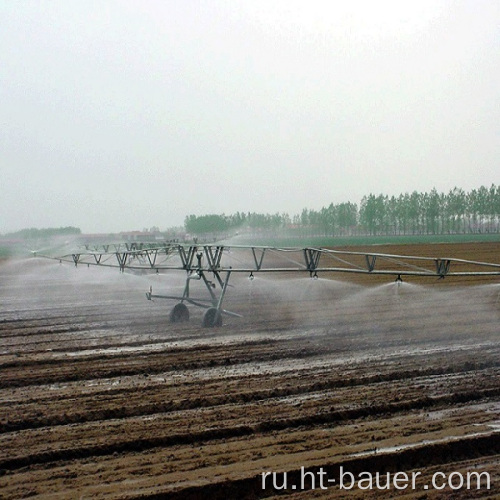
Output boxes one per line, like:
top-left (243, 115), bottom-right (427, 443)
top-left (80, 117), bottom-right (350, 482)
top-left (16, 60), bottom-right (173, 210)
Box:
top-left (202, 307), bottom-right (222, 328)
top-left (169, 303), bottom-right (190, 323)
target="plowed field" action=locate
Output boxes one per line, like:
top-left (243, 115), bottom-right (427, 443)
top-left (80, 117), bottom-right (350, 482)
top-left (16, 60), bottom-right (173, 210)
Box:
top-left (0, 242), bottom-right (499, 498)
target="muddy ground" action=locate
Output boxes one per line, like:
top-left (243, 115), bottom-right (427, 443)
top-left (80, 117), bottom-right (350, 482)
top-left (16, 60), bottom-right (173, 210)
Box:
top-left (0, 242), bottom-right (499, 499)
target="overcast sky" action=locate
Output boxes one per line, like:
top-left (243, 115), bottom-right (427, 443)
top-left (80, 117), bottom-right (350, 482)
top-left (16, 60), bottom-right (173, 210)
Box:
top-left (1, 0), bottom-right (499, 233)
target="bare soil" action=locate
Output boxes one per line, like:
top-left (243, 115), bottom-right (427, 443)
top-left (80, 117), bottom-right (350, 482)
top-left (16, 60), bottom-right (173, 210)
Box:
top-left (0, 242), bottom-right (499, 498)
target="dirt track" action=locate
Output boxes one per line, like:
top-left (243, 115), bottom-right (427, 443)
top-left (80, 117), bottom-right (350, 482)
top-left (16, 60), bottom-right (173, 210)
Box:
top-left (0, 242), bottom-right (499, 498)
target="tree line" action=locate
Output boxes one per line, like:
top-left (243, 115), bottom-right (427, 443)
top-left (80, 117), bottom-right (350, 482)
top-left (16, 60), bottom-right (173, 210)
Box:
top-left (3, 226), bottom-right (81, 239)
top-left (185, 185), bottom-right (500, 237)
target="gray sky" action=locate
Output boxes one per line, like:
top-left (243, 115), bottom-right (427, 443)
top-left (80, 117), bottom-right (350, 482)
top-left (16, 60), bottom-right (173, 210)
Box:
top-left (1, 0), bottom-right (499, 234)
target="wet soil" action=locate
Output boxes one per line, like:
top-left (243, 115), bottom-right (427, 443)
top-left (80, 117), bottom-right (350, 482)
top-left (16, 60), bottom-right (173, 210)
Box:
top-left (0, 242), bottom-right (499, 498)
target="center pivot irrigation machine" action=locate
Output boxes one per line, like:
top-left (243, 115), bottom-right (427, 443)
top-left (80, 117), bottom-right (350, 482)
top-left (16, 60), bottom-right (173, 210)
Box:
top-left (39, 243), bottom-right (500, 327)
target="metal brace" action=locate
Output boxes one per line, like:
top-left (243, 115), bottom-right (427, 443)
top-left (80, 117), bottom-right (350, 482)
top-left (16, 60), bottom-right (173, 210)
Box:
top-left (366, 255), bottom-right (377, 272)
top-left (436, 259), bottom-right (451, 278)
top-left (304, 248), bottom-right (321, 277)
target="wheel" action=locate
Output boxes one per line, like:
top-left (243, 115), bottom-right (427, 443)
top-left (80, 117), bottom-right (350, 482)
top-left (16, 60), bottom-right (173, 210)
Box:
top-left (202, 307), bottom-right (222, 328)
top-left (169, 303), bottom-right (190, 323)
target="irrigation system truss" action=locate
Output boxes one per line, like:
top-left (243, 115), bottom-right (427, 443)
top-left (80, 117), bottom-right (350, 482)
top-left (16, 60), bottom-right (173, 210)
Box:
top-left (38, 243), bottom-right (500, 327)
